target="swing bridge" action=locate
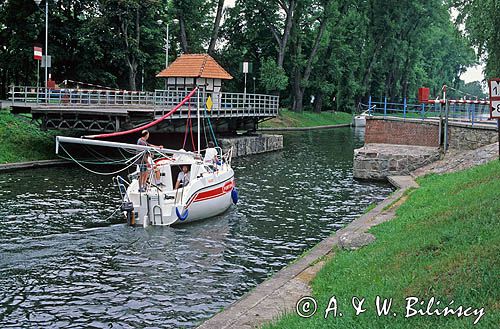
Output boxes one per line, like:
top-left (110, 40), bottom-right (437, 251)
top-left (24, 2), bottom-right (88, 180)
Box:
top-left (8, 86), bottom-right (280, 133)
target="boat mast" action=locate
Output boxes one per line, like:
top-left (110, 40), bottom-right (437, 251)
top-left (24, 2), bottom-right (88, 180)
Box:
top-left (197, 85), bottom-right (201, 154)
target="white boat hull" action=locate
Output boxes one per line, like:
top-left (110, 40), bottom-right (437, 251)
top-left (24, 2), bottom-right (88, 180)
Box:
top-left (126, 168), bottom-right (235, 226)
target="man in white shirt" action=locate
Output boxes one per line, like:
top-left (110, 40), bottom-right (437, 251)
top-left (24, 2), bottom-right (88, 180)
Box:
top-left (175, 165), bottom-right (190, 189)
top-left (203, 141), bottom-right (219, 167)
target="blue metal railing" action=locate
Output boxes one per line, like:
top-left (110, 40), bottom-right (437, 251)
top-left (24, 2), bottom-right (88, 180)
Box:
top-left (364, 97), bottom-right (493, 125)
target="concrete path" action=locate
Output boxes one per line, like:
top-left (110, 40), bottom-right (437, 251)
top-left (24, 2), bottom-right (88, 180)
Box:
top-left (412, 142), bottom-right (498, 177)
top-left (198, 176), bottom-right (417, 329)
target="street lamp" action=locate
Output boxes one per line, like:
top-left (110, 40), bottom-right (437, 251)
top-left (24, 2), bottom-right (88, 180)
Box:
top-left (34, 0), bottom-right (48, 90)
top-left (157, 19), bottom-right (179, 68)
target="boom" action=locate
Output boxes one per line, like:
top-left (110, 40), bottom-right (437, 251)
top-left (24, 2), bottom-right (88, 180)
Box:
top-left (55, 136), bottom-right (194, 156)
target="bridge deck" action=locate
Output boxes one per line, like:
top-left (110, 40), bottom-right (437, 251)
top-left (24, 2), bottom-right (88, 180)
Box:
top-left (9, 87), bottom-right (279, 132)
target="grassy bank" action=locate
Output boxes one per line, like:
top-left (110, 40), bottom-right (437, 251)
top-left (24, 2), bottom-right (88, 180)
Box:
top-left (266, 160), bottom-right (500, 328)
top-left (0, 109), bottom-right (57, 163)
top-left (260, 109), bottom-right (352, 128)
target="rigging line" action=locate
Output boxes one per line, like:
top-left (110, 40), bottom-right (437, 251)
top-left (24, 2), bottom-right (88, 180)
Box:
top-left (189, 99), bottom-right (196, 151)
top-left (204, 107), bottom-right (219, 148)
top-left (82, 144), bottom-right (126, 162)
top-left (118, 147), bottom-right (134, 159)
top-left (202, 116), bottom-right (209, 148)
top-left (57, 155), bottom-right (132, 165)
top-left (59, 144), bottom-right (144, 176)
top-left (59, 142), bottom-right (141, 165)
top-left (182, 98), bottom-right (191, 149)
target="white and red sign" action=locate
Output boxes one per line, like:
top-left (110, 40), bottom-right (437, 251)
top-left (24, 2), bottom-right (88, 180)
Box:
top-left (33, 47), bottom-right (42, 61)
top-left (489, 79), bottom-right (500, 119)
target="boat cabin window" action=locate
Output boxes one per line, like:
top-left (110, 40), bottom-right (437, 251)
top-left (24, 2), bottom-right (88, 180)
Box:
top-left (171, 164), bottom-right (191, 189)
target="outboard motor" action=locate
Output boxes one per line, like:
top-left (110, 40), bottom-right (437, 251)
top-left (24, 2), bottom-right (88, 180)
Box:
top-left (121, 201), bottom-right (135, 226)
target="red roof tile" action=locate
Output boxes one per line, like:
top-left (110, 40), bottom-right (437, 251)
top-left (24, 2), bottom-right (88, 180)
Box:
top-left (156, 54), bottom-right (233, 80)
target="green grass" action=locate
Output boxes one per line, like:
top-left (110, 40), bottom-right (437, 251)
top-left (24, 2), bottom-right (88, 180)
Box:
top-left (265, 160), bottom-right (500, 329)
top-left (260, 109), bottom-right (352, 128)
top-left (0, 109), bottom-right (57, 163)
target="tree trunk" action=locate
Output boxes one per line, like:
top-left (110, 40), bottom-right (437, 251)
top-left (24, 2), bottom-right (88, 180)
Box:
top-left (128, 61), bottom-right (137, 91)
top-left (208, 0), bottom-right (224, 55)
top-left (292, 6), bottom-right (328, 112)
top-left (313, 91), bottom-right (324, 113)
top-left (179, 12), bottom-right (189, 53)
top-left (264, 0), bottom-right (295, 68)
top-left (362, 42), bottom-right (381, 97)
top-left (292, 72), bottom-right (304, 112)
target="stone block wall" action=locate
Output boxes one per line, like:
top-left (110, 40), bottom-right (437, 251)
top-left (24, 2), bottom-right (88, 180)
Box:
top-left (354, 143), bottom-right (441, 180)
top-left (355, 117), bottom-right (498, 180)
top-left (219, 134), bottom-right (283, 158)
top-left (447, 124), bottom-right (498, 151)
top-left (365, 117), bottom-right (439, 147)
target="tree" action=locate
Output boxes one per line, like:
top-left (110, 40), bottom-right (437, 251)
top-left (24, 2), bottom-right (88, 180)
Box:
top-left (454, 0), bottom-right (500, 78)
top-left (257, 0), bottom-right (297, 68)
top-left (208, 0), bottom-right (225, 55)
top-left (259, 57), bottom-right (288, 92)
top-left (289, 0), bottom-right (330, 112)
top-left (172, 0), bottom-right (213, 53)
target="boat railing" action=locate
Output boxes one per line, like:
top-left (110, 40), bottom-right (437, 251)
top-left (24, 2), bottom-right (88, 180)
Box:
top-left (221, 146), bottom-right (233, 168)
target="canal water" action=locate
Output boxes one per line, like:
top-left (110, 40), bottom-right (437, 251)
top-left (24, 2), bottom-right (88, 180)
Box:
top-left (0, 128), bottom-right (392, 328)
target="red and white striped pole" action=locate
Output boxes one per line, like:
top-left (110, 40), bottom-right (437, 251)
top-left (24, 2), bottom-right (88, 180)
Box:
top-left (34, 46), bottom-right (42, 99)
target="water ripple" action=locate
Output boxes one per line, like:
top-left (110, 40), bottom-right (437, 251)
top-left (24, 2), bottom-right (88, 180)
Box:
top-left (0, 128), bottom-right (392, 328)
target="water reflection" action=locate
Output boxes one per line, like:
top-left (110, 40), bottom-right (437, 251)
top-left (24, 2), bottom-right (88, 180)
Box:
top-left (0, 128), bottom-right (391, 328)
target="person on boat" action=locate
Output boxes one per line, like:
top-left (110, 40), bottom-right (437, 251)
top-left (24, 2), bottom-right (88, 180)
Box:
top-left (175, 165), bottom-right (190, 189)
top-left (137, 129), bottom-right (163, 192)
top-left (204, 141), bottom-right (219, 168)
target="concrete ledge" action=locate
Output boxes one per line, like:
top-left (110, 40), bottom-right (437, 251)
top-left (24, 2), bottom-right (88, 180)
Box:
top-left (0, 159), bottom-right (71, 172)
top-left (198, 178), bottom-right (413, 329)
top-left (258, 123), bottom-right (351, 131)
top-left (387, 175), bottom-right (419, 189)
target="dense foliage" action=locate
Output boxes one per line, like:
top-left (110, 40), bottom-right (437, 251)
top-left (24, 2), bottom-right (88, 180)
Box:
top-left (454, 0), bottom-right (500, 79)
top-left (0, 0), bottom-right (492, 112)
top-left (0, 110), bottom-right (56, 163)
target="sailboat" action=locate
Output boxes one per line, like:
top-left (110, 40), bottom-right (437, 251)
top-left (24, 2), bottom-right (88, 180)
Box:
top-left (55, 87), bottom-right (238, 226)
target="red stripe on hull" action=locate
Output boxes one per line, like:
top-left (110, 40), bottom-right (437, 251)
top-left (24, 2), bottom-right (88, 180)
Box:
top-left (193, 180), bottom-right (234, 203)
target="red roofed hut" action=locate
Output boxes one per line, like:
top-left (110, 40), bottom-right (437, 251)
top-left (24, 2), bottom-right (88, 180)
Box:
top-left (156, 54), bottom-right (233, 93)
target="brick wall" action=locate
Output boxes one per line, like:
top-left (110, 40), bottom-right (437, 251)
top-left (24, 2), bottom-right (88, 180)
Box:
top-left (365, 118), bottom-right (439, 147)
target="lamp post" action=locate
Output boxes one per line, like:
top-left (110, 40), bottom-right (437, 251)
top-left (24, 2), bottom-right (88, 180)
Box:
top-left (157, 19), bottom-right (179, 68)
top-left (34, 0), bottom-right (48, 90)
top-left (157, 19), bottom-right (178, 90)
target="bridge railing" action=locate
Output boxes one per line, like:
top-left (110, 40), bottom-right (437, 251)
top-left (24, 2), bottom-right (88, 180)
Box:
top-left (9, 86), bottom-right (155, 106)
top-left (363, 96), bottom-right (494, 126)
top-left (9, 86), bottom-right (280, 117)
top-left (153, 89), bottom-right (279, 117)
